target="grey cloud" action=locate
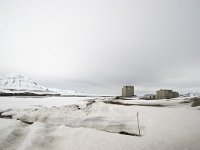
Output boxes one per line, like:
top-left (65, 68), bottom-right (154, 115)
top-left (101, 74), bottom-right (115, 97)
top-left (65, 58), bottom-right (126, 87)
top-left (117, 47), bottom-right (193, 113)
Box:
top-left (0, 0), bottom-right (200, 95)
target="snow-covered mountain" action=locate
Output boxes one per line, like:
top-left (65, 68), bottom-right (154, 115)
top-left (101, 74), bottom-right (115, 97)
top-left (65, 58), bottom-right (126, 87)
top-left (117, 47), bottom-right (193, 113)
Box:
top-left (183, 92), bottom-right (200, 97)
top-left (0, 74), bottom-right (85, 96)
top-left (0, 74), bottom-right (47, 92)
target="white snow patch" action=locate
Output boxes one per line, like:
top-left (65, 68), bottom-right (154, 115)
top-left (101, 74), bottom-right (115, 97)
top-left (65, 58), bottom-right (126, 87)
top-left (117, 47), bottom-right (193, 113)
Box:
top-left (0, 97), bottom-right (200, 150)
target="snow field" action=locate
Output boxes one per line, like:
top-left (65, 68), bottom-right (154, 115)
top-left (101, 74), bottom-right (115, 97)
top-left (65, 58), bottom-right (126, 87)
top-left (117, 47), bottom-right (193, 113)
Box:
top-left (0, 97), bottom-right (200, 150)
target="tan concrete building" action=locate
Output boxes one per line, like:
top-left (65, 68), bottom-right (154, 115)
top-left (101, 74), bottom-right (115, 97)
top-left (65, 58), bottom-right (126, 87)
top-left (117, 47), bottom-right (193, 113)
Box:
top-left (122, 85), bottom-right (134, 97)
top-left (155, 89), bottom-right (179, 99)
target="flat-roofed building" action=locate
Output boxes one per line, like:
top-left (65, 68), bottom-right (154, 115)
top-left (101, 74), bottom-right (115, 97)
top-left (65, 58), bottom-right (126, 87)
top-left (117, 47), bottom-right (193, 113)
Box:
top-left (122, 85), bottom-right (134, 97)
top-left (143, 94), bottom-right (156, 100)
top-left (173, 91), bottom-right (179, 98)
top-left (155, 89), bottom-right (179, 99)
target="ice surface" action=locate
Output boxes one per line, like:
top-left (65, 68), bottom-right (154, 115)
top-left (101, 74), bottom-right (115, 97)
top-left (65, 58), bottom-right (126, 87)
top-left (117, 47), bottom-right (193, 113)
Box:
top-left (0, 97), bottom-right (97, 111)
top-left (0, 97), bottom-right (200, 150)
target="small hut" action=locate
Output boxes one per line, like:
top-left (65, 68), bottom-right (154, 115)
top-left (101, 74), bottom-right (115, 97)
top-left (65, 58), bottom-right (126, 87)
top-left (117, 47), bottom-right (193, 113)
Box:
top-left (143, 94), bottom-right (156, 100)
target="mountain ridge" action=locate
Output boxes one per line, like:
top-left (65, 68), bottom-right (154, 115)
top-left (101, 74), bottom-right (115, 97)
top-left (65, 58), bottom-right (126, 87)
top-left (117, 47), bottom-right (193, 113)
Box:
top-left (0, 74), bottom-right (85, 96)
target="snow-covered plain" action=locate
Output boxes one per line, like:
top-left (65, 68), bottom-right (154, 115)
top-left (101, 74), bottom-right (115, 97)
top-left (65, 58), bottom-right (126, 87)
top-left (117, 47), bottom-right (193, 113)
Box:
top-left (0, 97), bottom-right (97, 111)
top-left (0, 96), bottom-right (200, 150)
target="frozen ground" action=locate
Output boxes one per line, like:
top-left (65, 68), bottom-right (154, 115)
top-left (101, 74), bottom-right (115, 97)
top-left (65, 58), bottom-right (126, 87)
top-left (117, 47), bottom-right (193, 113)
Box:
top-left (0, 97), bottom-right (200, 150)
top-left (0, 97), bottom-right (99, 111)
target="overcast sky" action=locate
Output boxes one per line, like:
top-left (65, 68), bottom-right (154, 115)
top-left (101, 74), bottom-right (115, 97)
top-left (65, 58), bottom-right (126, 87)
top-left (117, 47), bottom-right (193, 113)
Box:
top-left (0, 0), bottom-right (199, 95)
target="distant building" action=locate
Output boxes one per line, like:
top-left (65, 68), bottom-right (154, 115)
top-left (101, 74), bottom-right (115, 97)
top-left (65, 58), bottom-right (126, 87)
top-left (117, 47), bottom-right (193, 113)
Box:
top-left (122, 86), bottom-right (134, 97)
top-left (143, 94), bottom-right (155, 100)
top-left (155, 89), bottom-right (179, 99)
top-left (173, 91), bottom-right (179, 98)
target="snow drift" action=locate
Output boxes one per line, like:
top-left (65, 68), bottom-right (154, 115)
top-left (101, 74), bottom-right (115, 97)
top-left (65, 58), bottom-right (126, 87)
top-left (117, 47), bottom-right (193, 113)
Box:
top-left (0, 97), bottom-right (200, 150)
